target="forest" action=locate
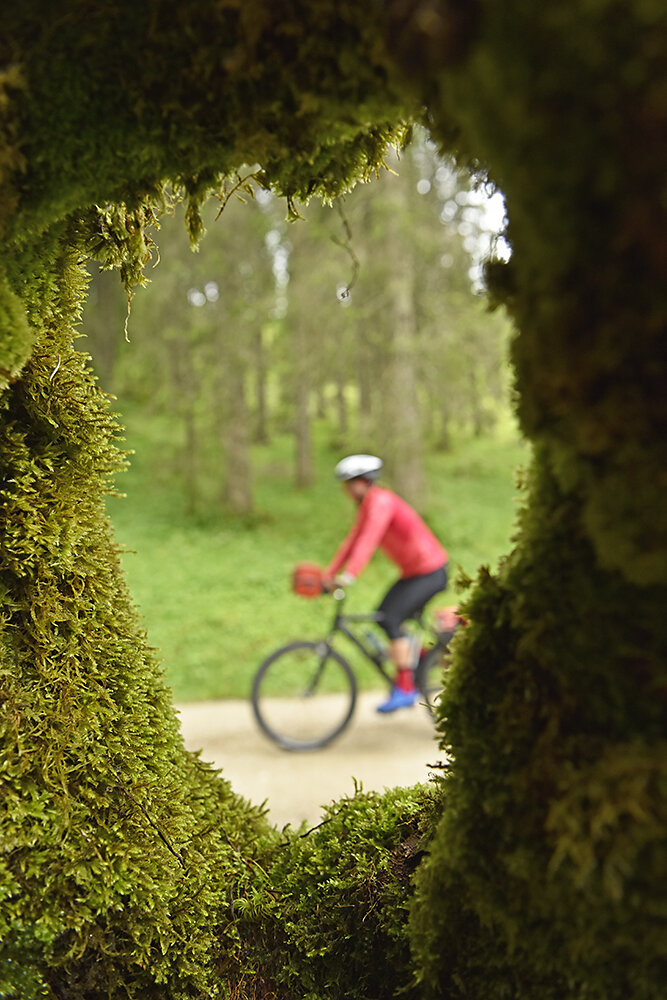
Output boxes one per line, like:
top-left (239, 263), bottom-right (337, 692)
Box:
top-left (83, 132), bottom-right (513, 513)
top-left (81, 132), bottom-right (524, 700)
top-left (1, 3), bottom-right (665, 1000)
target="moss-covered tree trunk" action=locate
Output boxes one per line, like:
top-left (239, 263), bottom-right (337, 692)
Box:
top-left (387, 4), bottom-right (667, 997)
top-left (1, 2), bottom-right (665, 999)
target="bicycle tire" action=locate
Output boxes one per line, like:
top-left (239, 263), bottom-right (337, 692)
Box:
top-left (251, 640), bottom-right (357, 751)
top-left (415, 643), bottom-right (450, 717)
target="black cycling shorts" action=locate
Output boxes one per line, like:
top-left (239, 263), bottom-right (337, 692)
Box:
top-left (377, 564), bottom-right (449, 640)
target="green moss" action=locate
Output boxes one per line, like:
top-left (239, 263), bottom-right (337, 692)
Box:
top-left (2, 2), bottom-right (415, 241)
top-left (410, 457), bottom-right (667, 999)
top-left (235, 783), bottom-right (438, 1000)
top-left (394, 8), bottom-right (667, 981)
top-left (0, 273), bottom-right (34, 391)
top-left (0, 255), bottom-right (275, 998)
top-left (1, 1), bottom-right (666, 997)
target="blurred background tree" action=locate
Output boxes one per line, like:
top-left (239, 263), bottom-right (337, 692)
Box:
top-left (82, 129), bottom-right (514, 517)
top-left (78, 129), bottom-right (521, 702)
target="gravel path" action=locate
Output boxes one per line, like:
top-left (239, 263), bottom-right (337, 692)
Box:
top-left (176, 692), bottom-right (444, 829)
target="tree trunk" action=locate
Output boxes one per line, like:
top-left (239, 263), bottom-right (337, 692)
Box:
top-left (170, 344), bottom-right (199, 516)
top-left (289, 303), bottom-right (314, 487)
top-left (214, 325), bottom-right (254, 515)
top-left (356, 329), bottom-right (375, 440)
top-left (83, 264), bottom-right (127, 392)
top-left (468, 367), bottom-right (485, 437)
top-left (315, 383), bottom-right (326, 419)
top-left (437, 396), bottom-right (453, 451)
top-left (252, 326), bottom-right (269, 444)
top-left (3, 7), bottom-right (665, 1000)
top-left (294, 374), bottom-right (312, 488)
top-left (220, 363), bottom-right (253, 515)
top-left (377, 151), bottom-right (425, 508)
top-left (335, 374), bottom-right (347, 440)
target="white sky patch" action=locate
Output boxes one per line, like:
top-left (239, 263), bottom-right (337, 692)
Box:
top-left (272, 246), bottom-right (289, 288)
top-left (465, 187), bottom-right (511, 289)
top-left (255, 187), bottom-right (273, 207)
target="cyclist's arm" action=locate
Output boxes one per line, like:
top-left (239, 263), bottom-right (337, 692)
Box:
top-left (336, 492), bottom-right (394, 580)
top-left (325, 524), bottom-right (361, 579)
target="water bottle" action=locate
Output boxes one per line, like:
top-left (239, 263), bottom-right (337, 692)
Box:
top-left (364, 629), bottom-right (387, 661)
top-left (408, 632), bottom-right (422, 669)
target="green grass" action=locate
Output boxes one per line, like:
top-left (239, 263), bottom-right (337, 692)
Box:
top-left (107, 409), bottom-right (529, 701)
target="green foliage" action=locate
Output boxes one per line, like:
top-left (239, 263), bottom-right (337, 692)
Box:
top-left (80, 140), bottom-right (514, 521)
top-left (106, 415), bottom-right (527, 700)
top-left (235, 783), bottom-right (438, 1000)
top-left (0, 250), bottom-right (274, 998)
top-left (0, 272), bottom-right (34, 390)
top-left (1, 2), bottom-right (666, 999)
top-left (410, 456), bottom-right (667, 999)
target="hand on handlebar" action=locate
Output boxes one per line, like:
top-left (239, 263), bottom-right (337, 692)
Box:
top-left (322, 572), bottom-right (355, 593)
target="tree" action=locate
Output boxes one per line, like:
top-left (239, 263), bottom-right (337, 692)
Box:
top-left (84, 195), bottom-right (277, 515)
top-left (83, 131), bottom-right (510, 512)
top-left (1, 4), bottom-right (665, 1000)
top-left (374, 147), bottom-right (426, 506)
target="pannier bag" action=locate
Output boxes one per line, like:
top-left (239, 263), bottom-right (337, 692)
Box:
top-left (434, 605), bottom-right (465, 638)
top-left (292, 562), bottom-right (325, 597)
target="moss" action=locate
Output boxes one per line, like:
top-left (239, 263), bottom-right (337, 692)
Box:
top-left (0, 272), bottom-right (34, 391)
top-left (1, 1), bottom-right (415, 240)
top-left (391, 0), bottom-right (667, 582)
top-left (233, 783), bottom-right (438, 1000)
top-left (387, 9), bottom-right (667, 986)
top-left (1, 1), bottom-right (666, 998)
top-left (410, 457), bottom-right (667, 998)
top-left (0, 251), bottom-right (276, 998)
top-left (0, 62), bottom-right (25, 234)
top-left (0, 6), bottom-right (422, 995)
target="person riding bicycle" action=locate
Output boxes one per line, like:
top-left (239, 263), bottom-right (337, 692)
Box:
top-left (323, 454), bottom-right (449, 713)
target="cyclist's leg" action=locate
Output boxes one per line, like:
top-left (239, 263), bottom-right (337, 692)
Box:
top-left (378, 565), bottom-right (449, 647)
top-left (377, 581), bottom-right (414, 688)
top-left (376, 567), bottom-right (449, 711)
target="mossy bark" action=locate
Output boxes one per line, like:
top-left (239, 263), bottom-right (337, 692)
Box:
top-left (392, 3), bottom-right (667, 997)
top-left (1, 2), bottom-right (666, 998)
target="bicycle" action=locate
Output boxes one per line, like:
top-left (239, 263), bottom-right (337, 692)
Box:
top-left (251, 586), bottom-right (460, 751)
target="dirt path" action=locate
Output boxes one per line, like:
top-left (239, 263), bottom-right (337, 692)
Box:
top-left (176, 692), bottom-right (445, 829)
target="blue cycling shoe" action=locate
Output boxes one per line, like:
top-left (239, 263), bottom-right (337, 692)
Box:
top-left (376, 687), bottom-right (418, 713)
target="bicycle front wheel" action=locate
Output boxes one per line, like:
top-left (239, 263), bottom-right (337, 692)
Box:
top-left (251, 641), bottom-right (357, 751)
top-left (415, 645), bottom-right (449, 717)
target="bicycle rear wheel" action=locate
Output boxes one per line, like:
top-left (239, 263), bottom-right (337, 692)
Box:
top-left (251, 641), bottom-right (357, 751)
top-left (415, 643), bottom-right (450, 716)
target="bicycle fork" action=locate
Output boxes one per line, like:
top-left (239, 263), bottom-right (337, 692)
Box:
top-left (303, 641), bottom-right (335, 697)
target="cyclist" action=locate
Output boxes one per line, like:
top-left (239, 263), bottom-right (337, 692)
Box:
top-left (323, 454), bottom-right (449, 713)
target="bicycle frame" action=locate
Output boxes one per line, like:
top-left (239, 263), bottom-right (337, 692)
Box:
top-left (321, 588), bottom-right (395, 684)
top-left (251, 588), bottom-right (458, 750)
top-left (322, 587), bottom-right (448, 686)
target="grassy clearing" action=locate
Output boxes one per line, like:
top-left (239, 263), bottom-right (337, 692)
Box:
top-left (108, 409), bottom-right (529, 700)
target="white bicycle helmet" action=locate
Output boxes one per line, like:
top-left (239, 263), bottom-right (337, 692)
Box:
top-left (334, 454), bottom-right (383, 482)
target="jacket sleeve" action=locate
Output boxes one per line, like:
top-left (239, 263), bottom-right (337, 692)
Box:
top-left (325, 522), bottom-right (360, 577)
top-left (339, 491), bottom-right (394, 578)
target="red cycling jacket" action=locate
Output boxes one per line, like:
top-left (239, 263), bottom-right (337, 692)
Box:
top-left (326, 485), bottom-right (448, 580)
